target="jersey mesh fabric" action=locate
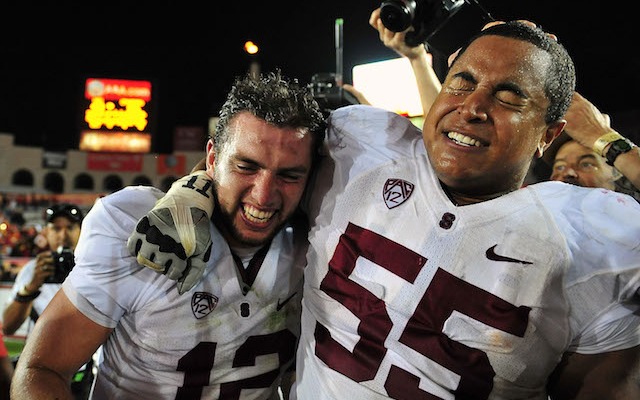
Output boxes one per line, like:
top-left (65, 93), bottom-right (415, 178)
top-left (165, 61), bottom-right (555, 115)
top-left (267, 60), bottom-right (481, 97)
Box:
top-left (295, 105), bottom-right (640, 399)
top-left (65, 186), bottom-right (305, 400)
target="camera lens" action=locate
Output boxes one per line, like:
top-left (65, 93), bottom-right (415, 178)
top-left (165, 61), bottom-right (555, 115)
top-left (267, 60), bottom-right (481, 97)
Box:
top-left (380, 0), bottom-right (417, 32)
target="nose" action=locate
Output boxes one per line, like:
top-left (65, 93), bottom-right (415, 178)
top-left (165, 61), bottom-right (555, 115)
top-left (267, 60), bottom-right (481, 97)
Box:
top-left (563, 166), bottom-right (578, 179)
top-left (252, 172), bottom-right (278, 206)
top-left (458, 90), bottom-right (489, 122)
top-left (551, 166), bottom-right (578, 184)
top-left (58, 228), bottom-right (72, 244)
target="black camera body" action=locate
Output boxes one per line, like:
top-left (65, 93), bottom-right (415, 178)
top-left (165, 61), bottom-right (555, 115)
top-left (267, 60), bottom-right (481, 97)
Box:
top-left (380, 0), bottom-right (494, 56)
top-left (47, 246), bottom-right (75, 284)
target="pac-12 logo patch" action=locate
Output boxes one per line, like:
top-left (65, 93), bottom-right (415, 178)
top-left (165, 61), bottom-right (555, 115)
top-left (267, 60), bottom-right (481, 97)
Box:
top-left (383, 178), bottom-right (415, 209)
top-left (191, 292), bottom-right (218, 319)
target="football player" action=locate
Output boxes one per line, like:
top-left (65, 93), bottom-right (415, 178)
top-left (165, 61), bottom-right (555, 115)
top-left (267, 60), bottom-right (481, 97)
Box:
top-left (11, 70), bottom-right (326, 400)
top-left (121, 21), bottom-right (640, 399)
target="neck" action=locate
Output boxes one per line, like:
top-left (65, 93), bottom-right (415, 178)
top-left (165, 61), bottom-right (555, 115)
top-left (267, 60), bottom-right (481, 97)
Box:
top-left (441, 183), bottom-right (516, 206)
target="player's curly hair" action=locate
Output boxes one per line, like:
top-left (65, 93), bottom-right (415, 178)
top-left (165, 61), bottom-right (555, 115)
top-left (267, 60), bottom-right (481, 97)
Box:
top-left (213, 69), bottom-right (326, 166)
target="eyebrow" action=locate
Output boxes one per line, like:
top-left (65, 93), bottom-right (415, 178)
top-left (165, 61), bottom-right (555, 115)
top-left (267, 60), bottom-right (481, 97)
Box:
top-left (451, 71), bottom-right (527, 98)
top-left (554, 153), bottom-right (599, 165)
top-left (452, 71), bottom-right (476, 84)
top-left (235, 155), bottom-right (309, 175)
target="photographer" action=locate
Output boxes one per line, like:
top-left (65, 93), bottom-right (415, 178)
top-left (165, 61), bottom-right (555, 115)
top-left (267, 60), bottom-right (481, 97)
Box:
top-left (3, 203), bottom-right (91, 399)
top-left (3, 203), bottom-right (83, 336)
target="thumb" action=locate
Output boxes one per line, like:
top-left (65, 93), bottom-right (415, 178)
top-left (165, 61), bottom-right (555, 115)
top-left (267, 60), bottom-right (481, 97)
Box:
top-left (176, 258), bottom-right (206, 295)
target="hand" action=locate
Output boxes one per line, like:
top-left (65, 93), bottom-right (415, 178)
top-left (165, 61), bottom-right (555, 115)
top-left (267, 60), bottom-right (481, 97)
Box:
top-left (127, 170), bottom-right (215, 294)
top-left (29, 251), bottom-right (55, 288)
top-left (369, 7), bottom-right (428, 61)
top-left (341, 84), bottom-right (370, 106)
top-left (563, 92), bottom-right (611, 149)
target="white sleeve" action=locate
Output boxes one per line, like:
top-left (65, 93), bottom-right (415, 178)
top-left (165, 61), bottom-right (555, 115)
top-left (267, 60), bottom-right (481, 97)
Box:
top-left (543, 185), bottom-right (640, 353)
top-left (308, 105), bottom-right (423, 220)
top-left (63, 186), bottom-right (175, 328)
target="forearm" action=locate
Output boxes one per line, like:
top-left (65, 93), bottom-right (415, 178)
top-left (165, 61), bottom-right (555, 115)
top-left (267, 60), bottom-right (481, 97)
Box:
top-left (2, 301), bottom-right (32, 335)
top-left (612, 146), bottom-right (640, 190)
top-left (11, 366), bottom-right (74, 400)
top-left (408, 51), bottom-right (441, 116)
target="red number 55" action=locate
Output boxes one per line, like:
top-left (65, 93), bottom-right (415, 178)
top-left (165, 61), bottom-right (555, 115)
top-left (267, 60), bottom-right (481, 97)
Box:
top-left (315, 223), bottom-right (530, 399)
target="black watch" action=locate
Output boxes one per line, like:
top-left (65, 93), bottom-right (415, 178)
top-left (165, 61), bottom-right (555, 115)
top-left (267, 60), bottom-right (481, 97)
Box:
top-left (605, 139), bottom-right (633, 166)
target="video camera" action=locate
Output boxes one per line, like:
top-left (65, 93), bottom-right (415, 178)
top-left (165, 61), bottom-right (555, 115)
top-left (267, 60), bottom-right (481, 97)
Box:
top-left (309, 73), bottom-right (359, 116)
top-left (379, 0), bottom-right (494, 56)
top-left (309, 18), bottom-right (360, 116)
top-left (46, 246), bottom-right (75, 284)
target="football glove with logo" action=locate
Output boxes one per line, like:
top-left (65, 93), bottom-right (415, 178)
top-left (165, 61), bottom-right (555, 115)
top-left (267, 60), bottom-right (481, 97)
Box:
top-left (127, 170), bottom-right (214, 294)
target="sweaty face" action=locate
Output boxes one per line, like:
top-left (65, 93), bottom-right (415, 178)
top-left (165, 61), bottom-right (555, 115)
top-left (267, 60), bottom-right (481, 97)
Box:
top-left (206, 112), bottom-right (314, 248)
top-left (550, 140), bottom-right (616, 190)
top-left (423, 35), bottom-right (559, 199)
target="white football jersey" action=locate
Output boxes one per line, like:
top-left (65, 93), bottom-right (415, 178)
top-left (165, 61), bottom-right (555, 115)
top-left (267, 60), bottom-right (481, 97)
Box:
top-left (65, 186), bottom-right (305, 400)
top-left (294, 105), bottom-right (640, 399)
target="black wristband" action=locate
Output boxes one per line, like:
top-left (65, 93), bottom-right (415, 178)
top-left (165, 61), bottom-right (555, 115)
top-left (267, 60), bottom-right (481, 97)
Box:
top-left (605, 139), bottom-right (633, 166)
top-left (15, 290), bottom-right (41, 303)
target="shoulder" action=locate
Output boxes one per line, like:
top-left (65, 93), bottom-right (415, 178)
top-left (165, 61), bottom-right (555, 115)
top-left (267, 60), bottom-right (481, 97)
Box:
top-left (76, 186), bottom-right (165, 263)
top-left (15, 258), bottom-right (36, 277)
top-left (10, 259), bottom-right (36, 295)
top-left (324, 105), bottom-right (424, 174)
top-left (531, 181), bottom-right (640, 243)
top-left (327, 105), bottom-right (422, 146)
top-left (98, 186), bottom-right (165, 213)
top-left (85, 186), bottom-right (164, 232)
top-left (529, 181), bottom-right (640, 281)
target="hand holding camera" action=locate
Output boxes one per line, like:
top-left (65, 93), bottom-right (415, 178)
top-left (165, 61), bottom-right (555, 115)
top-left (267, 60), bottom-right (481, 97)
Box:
top-left (379, 0), bottom-right (494, 56)
top-left (47, 246), bottom-right (75, 284)
top-left (21, 246), bottom-right (74, 300)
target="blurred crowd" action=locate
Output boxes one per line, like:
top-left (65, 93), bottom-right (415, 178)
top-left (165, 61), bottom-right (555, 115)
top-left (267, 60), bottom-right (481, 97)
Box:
top-left (0, 192), bottom-right (84, 280)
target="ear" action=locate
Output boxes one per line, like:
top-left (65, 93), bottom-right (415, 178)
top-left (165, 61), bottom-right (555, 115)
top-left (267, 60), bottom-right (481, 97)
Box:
top-left (536, 120), bottom-right (566, 159)
top-left (205, 139), bottom-right (216, 173)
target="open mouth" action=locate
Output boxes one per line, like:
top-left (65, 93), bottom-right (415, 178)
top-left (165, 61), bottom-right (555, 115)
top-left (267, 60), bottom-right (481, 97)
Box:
top-left (243, 204), bottom-right (275, 224)
top-left (447, 131), bottom-right (485, 147)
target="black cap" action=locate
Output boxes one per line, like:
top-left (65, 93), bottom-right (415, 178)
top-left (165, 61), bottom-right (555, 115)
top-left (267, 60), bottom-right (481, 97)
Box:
top-left (45, 203), bottom-right (84, 224)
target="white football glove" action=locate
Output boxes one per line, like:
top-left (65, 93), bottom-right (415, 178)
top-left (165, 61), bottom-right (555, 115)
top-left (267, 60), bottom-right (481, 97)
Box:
top-left (127, 170), bottom-right (214, 294)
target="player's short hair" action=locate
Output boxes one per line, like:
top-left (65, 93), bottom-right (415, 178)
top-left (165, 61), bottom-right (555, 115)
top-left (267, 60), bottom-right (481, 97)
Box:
top-left (213, 70), bottom-right (326, 167)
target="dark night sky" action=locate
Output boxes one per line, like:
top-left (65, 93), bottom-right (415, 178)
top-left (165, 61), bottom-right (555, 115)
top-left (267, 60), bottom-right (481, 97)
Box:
top-left (0, 0), bottom-right (638, 154)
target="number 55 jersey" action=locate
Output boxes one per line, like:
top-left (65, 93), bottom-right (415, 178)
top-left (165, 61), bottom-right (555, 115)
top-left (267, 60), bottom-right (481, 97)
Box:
top-left (294, 105), bottom-right (640, 399)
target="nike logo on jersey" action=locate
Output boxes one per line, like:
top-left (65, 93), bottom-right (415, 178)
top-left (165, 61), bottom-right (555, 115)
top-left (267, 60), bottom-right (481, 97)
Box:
top-left (276, 292), bottom-right (297, 311)
top-left (383, 178), bottom-right (415, 209)
top-left (485, 245), bottom-right (533, 265)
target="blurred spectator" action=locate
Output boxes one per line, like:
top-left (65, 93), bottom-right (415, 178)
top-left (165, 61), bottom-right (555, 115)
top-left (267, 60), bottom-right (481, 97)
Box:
top-left (2, 202), bottom-right (93, 399)
top-left (3, 203), bottom-right (83, 335)
top-left (0, 257), bottom-right (15, 281)
top-left (543, 92), bottom-right (640, 201)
